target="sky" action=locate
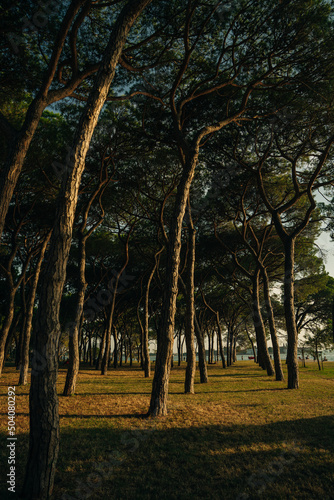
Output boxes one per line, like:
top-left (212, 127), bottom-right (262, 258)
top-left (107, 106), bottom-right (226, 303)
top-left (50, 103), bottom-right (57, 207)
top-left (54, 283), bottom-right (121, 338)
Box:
top-left (316, 227), bottom-right (334, 277)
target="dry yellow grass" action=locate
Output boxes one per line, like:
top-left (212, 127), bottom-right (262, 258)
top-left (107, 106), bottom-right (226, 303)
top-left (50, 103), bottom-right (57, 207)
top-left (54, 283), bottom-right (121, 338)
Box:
top-left (0, 361), bottom-right (333, 499)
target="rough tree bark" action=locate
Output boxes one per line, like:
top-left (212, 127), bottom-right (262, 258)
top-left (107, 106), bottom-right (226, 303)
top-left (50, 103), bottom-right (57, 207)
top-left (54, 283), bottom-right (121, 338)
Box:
top-left (21, 1), bottom-right (153, 497)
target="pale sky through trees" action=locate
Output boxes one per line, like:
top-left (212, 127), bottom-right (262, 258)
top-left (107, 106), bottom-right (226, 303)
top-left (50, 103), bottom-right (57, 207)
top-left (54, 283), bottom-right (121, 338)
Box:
top-left (317, 230), bottom-right (334, 276)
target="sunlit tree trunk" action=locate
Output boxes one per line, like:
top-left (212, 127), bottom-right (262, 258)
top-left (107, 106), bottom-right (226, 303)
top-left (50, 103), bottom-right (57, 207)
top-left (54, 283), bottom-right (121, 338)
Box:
top-left (22, 2), bottom-right (153, 496)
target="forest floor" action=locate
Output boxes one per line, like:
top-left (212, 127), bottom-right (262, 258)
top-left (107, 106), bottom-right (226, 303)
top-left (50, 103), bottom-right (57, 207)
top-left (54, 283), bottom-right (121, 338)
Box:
top-left (0, 361), bottom-right (333, 499)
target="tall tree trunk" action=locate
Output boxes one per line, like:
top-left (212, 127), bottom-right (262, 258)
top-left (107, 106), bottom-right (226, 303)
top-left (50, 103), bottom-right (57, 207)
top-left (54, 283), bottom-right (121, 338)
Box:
top-left (63, 233), bottom-right (87, 396)
top-left (194, 313), bottom-right (208, 383)
top-left (17, 281), bottom-right (27, 370)
top-left (216, 312), bottom-right (226, 369)
top-left (148, 153), bottom-right (198, 416)
top-left (184, 215), bottom-right (196, 394)
top-left (102, 302), bottom-right (117, 375)
top-left (113, 327), bottom-right (118, 368)
top-left (261, 266), bottom-right (284, 381)
top-left (0, 288), bottom-right (16, 374)
top-left (19, 233), bottom-right (51, 385)
top-left (0, 234), bottom-right (32, 375)
top-left (102, 226), bottom-right (132, 375)
top-left (177, 328), bottom-right (182, 366)
top-left (284, 238), bottom-right (299, 389)
top-left (4, 310), bottom-right (22, 363)
top-left (252, 269), bottom-right (274, 376)
top-left (22, 2), bottom-right (153, 497)
top-left (226, 330), bottom-right (230, 367)
top-left (129, 338), bottom-right (133, 366)
top-left (137, 295), bottom-right (145, 369)
top-left (245, 324), bottom-right (257, 362)
top-left (96, 325), bottom-right (107, 370)
top-left (143, 252), bottom-right (161, 378)
top-left (64, 166), bottom-right (107, 391)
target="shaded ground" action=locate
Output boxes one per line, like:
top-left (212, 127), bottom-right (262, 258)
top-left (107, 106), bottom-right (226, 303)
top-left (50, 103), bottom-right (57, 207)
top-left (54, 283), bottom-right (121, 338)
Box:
top-left (0, 361), bottom-right (333, 499)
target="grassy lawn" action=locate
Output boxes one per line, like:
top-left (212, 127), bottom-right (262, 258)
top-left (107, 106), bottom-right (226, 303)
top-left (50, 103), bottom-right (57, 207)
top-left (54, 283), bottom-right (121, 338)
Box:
top-left (0, 361), bottom-right (333, 499)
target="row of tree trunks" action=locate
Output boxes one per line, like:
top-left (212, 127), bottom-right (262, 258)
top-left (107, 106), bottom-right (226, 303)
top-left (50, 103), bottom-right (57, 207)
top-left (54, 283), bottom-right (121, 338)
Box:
top-left (63, 169), bottom-right (108, 394)
top-left (0, 222), bottom-right (33, 376)
top-left (101, 228), bottom-right (132, 376)
top-left (148, 153), bottom-right (199, 416)
top-left (19, 232), bottom-right (52, 385)
top-left (141, 247), bottom-right (164, 377)
top-left (179, 276), bottom-right (208, 382)
top-left (63, 232), bottom-right (87, 395)
top-left (216, 313), bottom-right (226, 369)
top-left (22, 1), bottom-right (153, 497)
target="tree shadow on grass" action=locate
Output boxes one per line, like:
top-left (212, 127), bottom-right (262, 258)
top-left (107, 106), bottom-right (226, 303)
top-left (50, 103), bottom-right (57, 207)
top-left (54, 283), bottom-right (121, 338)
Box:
top-left (1, 415), bottom-right (333, 499)
top-left (56, 415), bottom-right (334, 500)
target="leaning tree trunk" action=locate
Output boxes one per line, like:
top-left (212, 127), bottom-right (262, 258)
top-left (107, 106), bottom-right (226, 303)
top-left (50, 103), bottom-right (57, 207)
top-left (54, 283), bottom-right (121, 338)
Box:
top-left (19, 233), bottom-right (51, 385)
top-left (143, 252), bottom-right (161, 378)
top-left (0, 240), bottom-right (32, 375)
top-left (0, 0), bottom-right (87, 242)
top-left (22, 2), bottom-right (153, 497)
top-left (64, 167), bottom-right (107, 392)
top-left (180, 276), bottom-right (208, 383)
top-left (283, 238), bottom-right (299, 389)
top-left (245, 324), bottom-right (257, 362)
top-left (0, 287), bottom-right (16, 375)
top-left (96, 325), bottom-right (107, 370)
top-left (113, 327), bottom-right (118, 368)
top-left (63, 233), bottom-right (87, 396)
top-left (261, 266), bottom-right (284, 381)
top-left (184, 215), bottom-right (196, 394)
top-left (252, 269), bottom-right (274, 377)
top-left (216, 312), bottom-right (226, 369)
top-left (148, 153), bottom-right (198, 417)
top-left (102, 299), bottom-right (117, 375)
top-left (4, 310), bottom-right (22, 364)
top-left (17, 279), bottom-right (27, 370)
top-left (194, 313), bottom-right (208, 383)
